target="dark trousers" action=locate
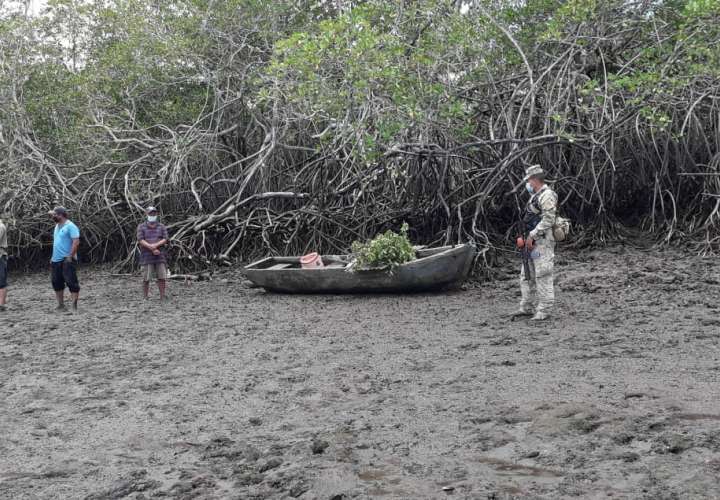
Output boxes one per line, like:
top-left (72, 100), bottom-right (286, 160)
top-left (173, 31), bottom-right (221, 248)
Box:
top-left (51, 260), bottom-right (80, 293)
top-left (0, 256), bottom-right (7, 289)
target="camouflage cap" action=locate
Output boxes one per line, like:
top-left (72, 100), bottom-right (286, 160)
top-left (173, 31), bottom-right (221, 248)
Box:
top-left (523, 164), bottom-right (545, 181)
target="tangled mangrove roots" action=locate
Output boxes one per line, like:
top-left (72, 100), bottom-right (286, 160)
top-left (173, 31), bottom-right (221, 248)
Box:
top-left (0, 1), bottom-right (718, 270)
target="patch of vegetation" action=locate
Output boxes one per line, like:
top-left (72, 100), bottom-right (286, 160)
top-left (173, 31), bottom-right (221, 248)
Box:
top-left (351, 223), bottom-right (415, 270)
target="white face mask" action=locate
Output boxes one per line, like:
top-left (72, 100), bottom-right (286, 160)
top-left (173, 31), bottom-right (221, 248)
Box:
top-left (525, 182), bottom-right (534, 194)
top-left (147, 215), bottom-right (158, 223)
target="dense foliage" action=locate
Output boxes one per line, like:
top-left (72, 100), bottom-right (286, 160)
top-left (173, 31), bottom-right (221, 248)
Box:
top-left (351, 223), bottom-right (415, 269)
top-left (1, 0), bottom-right (719, 268)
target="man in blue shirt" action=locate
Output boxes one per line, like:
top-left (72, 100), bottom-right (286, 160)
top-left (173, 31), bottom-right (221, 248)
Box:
top-left (49, 207), bottom-right (81, 311)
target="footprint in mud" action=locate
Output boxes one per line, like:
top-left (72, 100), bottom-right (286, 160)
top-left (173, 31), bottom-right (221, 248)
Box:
top-left (476, 457), bottom-right (563, 478)
top-left (357, 469), bottom-right (387, 481)
top-left (529, 403), bottom-right (603, 437)
top-left (357, 468), bottom-right (405, 496)
top-left (469, 429), bottom-right (516, 451)
top-left (84, 470), bottom-right (160, 500)
top-left (609, 450), bottom-right (640, 462)
top-left (167, 475), bottom-right (217, 498)
top-left (651, 432), bottom-right (694, 454)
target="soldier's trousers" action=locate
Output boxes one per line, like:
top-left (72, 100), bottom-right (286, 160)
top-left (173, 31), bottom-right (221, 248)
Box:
top-left (519, 236), bottom-right (555, 314)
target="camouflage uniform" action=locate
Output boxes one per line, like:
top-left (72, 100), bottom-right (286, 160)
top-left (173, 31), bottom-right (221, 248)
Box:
top-left (520, 185), bottom-right (558, 317)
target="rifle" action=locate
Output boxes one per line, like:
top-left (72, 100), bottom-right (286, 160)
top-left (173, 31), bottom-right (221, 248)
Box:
top-left (518, 218), bottom-right (532, 281)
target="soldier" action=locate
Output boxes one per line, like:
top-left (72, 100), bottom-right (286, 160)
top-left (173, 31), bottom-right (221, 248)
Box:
top-left (515, 165), bottom-right (558, 321)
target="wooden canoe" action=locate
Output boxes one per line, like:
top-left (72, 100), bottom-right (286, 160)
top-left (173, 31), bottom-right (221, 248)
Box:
top-left (243, 244), bottom-right (476, 293)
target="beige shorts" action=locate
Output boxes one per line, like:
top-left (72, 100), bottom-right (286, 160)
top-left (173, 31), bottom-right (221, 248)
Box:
top-left (142, 263), bottom-right (168, 281)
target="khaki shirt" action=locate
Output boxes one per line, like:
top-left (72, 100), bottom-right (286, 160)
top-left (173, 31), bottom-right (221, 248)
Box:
top-left (528, 186), bottom-right (558, 239)
top-left (0, 220), bottom-right (7, 257)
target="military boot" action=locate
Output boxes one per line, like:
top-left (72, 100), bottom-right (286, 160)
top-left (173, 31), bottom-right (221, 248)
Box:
top-left (531, 311), bottom-right (549, 321)
top-left (511, 308), bottom-right (533, 320)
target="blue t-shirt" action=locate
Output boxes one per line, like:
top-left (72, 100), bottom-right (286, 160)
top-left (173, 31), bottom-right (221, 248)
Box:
top-left (52, 221), bottom-right (80, 263)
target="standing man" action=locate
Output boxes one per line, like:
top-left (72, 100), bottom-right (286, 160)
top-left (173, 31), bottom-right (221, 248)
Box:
top-left (137, 206), bottom-right (169, 300)
top-left (0, 215), bottom-right (8, 312)
top-left (50, 206), bottom-right (81, 311)
top-left (515, 165), bottom-right (558, 321)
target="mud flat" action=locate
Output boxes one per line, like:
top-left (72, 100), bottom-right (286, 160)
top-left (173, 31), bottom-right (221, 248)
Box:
top-left (1, 245), bottom-right (719, 499)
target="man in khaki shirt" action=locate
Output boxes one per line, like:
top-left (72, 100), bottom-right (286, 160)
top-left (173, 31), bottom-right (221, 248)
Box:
top-left (0, 216), bottom-right (8, 312)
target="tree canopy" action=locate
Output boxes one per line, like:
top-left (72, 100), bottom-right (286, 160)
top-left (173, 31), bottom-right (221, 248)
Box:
top-left (1, 0), bottom-right (719, 266)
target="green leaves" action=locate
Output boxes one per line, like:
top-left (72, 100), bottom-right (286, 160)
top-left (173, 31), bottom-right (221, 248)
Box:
top-left (683, 0), bottom-right (720, 16)
top-left (266, 1), bottom-right (483, 162)
top-left (351, 223), bottom-right (415, 270)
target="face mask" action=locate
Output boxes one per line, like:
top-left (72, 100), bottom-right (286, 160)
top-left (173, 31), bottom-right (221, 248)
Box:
top-left (147, 215), bottom-right (158, 223)
top-left (525, 182), bottom-right (534, 194)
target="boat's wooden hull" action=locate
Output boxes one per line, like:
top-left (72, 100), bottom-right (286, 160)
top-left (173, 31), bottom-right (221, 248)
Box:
top-left (244, 244), bottom-right (476, 293)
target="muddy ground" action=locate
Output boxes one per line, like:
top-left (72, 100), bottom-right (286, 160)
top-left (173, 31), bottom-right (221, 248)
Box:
top-left (1, 245), bottom-right (719, 500)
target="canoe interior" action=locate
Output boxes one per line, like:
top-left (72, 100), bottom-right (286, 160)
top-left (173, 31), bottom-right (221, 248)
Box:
top-left (246, 246), bottom-right (450, 270)
top-left (248, 255), bottom-right (350, 270)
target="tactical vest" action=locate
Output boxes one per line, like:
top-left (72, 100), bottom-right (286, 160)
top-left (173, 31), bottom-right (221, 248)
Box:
top-left (523, 187), bottom-right (546, 232)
